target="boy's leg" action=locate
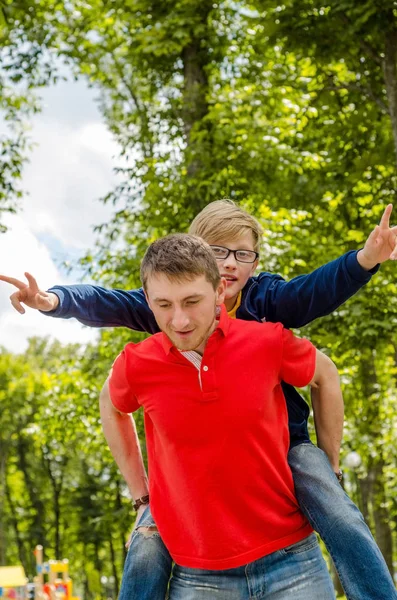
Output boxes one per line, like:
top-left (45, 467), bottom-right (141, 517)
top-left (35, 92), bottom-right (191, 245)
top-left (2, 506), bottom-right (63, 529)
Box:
top-left (119, 506), bottom-right (173, 600)
top-left (288, 443), bottom-right (397, 600)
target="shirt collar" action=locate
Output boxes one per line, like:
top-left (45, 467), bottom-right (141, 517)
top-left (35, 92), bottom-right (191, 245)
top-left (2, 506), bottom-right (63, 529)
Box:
top-left (161, 304), bottom-right (231, 355)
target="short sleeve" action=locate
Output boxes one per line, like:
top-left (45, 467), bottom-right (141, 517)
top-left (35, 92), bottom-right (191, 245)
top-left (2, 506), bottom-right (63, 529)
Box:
top-left (279, 328), bottom-right (316, 388)
top-left (108, 348), bottom-right (140, 413)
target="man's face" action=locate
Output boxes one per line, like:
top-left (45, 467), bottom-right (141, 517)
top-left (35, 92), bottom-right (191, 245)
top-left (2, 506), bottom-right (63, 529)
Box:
top-left (145, 273), bottom-right (226, 354)
top-left (212, 231), bottom-right (258, 308)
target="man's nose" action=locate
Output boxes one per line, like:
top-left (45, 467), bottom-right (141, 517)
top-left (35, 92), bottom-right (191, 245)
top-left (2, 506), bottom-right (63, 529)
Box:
top-left (171, 308), bottom-right (190, 330)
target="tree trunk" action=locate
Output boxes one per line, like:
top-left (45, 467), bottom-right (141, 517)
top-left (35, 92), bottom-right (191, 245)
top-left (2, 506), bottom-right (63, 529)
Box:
top-left (358, 475), bottom-right (371, 527)
top-left (54, 488), bottom-right (61, 559)
top-left (0, 445), bottom-right (7, 564)
top-left (116, 484), bottom-right (127, 563)
top-left (43, 453), bottom-right (65, 560)
top-left (94, 540), bottom-right (102, 574)
top-left (181, 2), bottom-right (213, 203)
top-left (17, 433), bottom-right (47, 548)
top-left (109, 534), bottom-right (119, 597)
top-left (382, 23), bottom-right (397, 169)
top-left (371, 459), bottom-right (394, 577)
top-left (5, 481), bottom-right (26, 569)
top-left (82, 544), bottom-right (91, 600)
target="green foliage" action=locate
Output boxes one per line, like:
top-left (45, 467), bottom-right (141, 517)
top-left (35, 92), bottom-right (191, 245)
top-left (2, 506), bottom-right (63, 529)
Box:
top-left (0, 337), bottom-right (144, 595)
top-left (2, 0), bottom-right (397, 594)
top-left (0, 0), bottom-right (55, 230)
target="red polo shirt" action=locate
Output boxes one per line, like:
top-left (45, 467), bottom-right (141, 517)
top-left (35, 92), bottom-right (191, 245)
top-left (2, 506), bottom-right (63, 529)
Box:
top-left (109, 306), bottom-right (315, 570)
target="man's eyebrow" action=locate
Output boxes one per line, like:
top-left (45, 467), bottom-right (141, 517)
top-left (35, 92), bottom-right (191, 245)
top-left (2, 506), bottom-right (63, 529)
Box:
top-left (152, 293), bottom-right (204, 304)
top-left (183, 294), bottom-right (204, 301)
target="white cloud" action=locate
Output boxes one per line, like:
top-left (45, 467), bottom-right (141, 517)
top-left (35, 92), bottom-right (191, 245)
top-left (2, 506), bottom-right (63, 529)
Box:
top-left (0, 76), bottom-right (128, 353)
top-left (0, 215), bottom-right (99, 353)
top-left (21, 118), bottom-right (117, 250)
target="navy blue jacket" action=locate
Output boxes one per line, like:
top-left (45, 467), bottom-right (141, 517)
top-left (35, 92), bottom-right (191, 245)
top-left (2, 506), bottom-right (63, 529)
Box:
top-left (46, 250), bottom-right (376, 447)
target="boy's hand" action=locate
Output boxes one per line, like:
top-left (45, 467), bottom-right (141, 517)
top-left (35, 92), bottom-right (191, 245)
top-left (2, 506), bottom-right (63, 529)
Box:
top-left (357, 204), bottom-right (397, 270)
top-left (0, 272), bottom-right (59, 314)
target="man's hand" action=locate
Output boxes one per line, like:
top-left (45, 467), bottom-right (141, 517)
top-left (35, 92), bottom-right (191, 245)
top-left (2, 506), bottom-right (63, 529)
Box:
top-left (0, 272), bottom-right (59, 314)
top-left (357, 204), bottom-right (397, 270)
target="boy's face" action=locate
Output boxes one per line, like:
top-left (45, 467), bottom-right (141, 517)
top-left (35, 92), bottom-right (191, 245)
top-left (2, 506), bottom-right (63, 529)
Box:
top-left (212, 230), bottom-right (258, 309)
top-left (145, 273), bottom-right (226, 354)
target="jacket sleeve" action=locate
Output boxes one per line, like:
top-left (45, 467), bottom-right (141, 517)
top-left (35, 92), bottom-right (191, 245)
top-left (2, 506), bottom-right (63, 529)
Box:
top-left (41, 284), bottom-right (160, 334)
top-left (250, 250), bottom-right (378, 329)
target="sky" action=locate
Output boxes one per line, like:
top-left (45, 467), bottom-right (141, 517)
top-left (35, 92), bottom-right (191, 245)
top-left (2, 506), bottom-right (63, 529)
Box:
top-left (0, 78), bottom-right (120, 353)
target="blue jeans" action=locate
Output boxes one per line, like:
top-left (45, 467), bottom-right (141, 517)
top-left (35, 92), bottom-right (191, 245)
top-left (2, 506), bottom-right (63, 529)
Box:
top-left (169, 533), bottom-right (335, 599)
top-left (288, 443), bottom-right (397, 600)
top-left (118, 505), bottom-right (172, 600)
top-left (118, 443), bottom-right (397, 600)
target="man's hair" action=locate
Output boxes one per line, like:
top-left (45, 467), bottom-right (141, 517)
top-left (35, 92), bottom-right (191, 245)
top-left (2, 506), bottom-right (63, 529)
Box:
top-left (189, 199), bottom-right (263, 254)
top-left (141, 233), bottom-right (221, 290)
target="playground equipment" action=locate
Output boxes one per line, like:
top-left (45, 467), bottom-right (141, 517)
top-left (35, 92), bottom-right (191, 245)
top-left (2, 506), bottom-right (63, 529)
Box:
top-left (33, 547), bottom-right (79, 600)
top-left (0, 566), bottom-right (28, 600)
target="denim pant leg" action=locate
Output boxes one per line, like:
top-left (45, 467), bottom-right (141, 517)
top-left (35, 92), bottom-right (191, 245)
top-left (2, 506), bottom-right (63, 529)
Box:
top-left (118, 505), bottom-right (173, 600)
top-left (288, 443), bottom-right (397, 600)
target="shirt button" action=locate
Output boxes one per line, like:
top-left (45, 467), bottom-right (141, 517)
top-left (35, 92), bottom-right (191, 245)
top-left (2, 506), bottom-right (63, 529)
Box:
top-left (203, 365), bottom-right (209, 372)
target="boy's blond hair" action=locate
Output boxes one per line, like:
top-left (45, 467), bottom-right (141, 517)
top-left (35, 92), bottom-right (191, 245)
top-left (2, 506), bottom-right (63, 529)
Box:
top-left (189, 200), bottom-right (263, 254)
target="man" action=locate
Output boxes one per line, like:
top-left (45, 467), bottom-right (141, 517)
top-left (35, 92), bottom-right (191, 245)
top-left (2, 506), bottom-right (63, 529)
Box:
top-left (101, 232), bottom-right (338, 599)
top-left (1, 201), bottom-right (397, 599)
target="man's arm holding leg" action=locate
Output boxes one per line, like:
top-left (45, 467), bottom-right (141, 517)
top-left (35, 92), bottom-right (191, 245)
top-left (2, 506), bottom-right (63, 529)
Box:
top-left (309, 350), bottom-right (344, 473)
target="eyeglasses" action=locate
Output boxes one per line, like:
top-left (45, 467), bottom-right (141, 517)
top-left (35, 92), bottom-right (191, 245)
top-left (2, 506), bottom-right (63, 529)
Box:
top-left (210, 245), bottom-right (259, 264)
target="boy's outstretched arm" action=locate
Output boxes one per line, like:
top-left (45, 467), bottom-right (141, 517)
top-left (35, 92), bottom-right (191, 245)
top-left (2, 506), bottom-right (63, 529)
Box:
top-left (259, 204), bottom-right (397, 329)
top-left (0, 272), bottom-right (159, 333)
top-left (308, 350), bottom-right (344, 472)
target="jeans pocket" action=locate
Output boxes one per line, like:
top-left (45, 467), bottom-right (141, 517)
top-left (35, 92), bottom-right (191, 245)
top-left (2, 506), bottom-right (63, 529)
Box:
top-left (280, 533), bottom-right (318, 555)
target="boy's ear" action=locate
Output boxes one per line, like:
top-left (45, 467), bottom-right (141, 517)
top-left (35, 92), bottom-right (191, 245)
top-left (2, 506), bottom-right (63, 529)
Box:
top-left (216, 277), bottom-right (227, 306)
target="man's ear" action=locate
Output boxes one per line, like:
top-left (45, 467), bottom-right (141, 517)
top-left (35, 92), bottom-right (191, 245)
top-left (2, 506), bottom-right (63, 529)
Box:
top-left (216, 277), bottom-right (227, 306)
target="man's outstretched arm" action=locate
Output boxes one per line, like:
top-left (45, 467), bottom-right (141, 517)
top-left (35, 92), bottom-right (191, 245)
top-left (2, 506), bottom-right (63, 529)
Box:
top-left (308, 350), bottom-right (344, 473)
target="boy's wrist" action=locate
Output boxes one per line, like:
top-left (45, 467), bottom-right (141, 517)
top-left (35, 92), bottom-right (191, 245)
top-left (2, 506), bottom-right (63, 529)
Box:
top-left (356, 249), bottom-right (377, 271)
top-left (47, 292), bottom-right (60, 310)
